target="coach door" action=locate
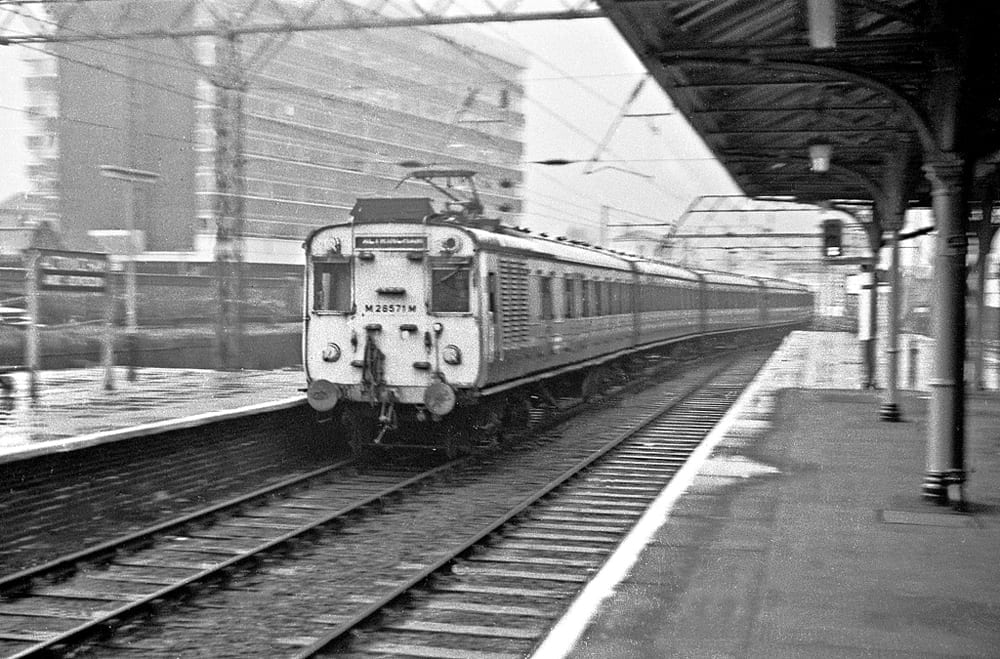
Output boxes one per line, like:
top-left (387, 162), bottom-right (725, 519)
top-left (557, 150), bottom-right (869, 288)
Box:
top-left (353, 233), bottom-right (426, 384)
top-left (538, 272), bottom-right (555, 355)
top-left (486, 271), bottom-right (502, 362)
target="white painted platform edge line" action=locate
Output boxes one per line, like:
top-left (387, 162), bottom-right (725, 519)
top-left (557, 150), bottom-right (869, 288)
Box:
top-left (0, 395), bottom-right (307, 465)
top-left (529, 353), bottom-right (784, 659)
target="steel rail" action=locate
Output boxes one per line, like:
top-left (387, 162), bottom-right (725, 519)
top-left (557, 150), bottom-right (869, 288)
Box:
top-left (3, 458), bottom-right (464, 658)
top-left (2, 333), bottom-right (781, 656)
top-left (290, 358), bottom-right (741, 657)
top-left (0, 459), bottom-right (353, 595)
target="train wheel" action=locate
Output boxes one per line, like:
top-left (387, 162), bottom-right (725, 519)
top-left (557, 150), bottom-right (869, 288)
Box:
top-left (500, 394), bottom-right (532, 440)
top-left (440, 419), bottom-right (467, 458)
top-left (470, 402), bottom-right (504, 452)
top-left (581, 367), bottom-right (610, 402)
top-left (341, 407), bottom-right (378, 459)
top-left (608, 364), bottom-right (629, 388)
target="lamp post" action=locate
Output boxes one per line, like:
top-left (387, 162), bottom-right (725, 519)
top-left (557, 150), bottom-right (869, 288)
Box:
top-left (99, 165), bottom-right (159, 382)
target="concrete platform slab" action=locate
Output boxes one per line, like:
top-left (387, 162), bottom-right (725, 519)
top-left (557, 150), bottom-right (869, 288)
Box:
top-left (0, 366), bottom-right (304, 463)
top-left (535, 331), bottom-right (1000, 659)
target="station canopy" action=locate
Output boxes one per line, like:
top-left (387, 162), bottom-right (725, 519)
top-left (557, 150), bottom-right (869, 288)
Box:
top-left (596, 0), bottom-right (1000, 208)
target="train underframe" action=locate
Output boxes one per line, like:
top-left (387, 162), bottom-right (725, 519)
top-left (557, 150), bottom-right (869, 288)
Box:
top-left (326, 322), bottom-right (803, 458)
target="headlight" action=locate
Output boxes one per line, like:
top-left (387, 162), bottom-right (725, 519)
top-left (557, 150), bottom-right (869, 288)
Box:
top-left (440, 236), bottom-right (462, 253)
top-left (442, 344), bottom-right (462, 365)
top-left (321, 343), bottom-right (341, 362)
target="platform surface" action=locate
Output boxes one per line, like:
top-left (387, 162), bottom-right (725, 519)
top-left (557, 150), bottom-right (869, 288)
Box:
top-left (2, 333), bottom-right (997, 658)
top-left (0, 366), bottom-right (304, 463)
top-left (536, 331), bottom-right (1000, 659)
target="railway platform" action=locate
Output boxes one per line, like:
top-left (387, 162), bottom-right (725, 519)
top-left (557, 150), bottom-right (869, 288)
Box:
top-left (0, 366), bottom-right (304, 464)
top-left (537, 330), bottom-right (1000, 659)
top-left (1, 333), bottom-right (997, 657)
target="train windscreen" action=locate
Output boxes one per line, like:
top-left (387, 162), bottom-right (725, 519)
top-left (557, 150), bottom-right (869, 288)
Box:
top-left (313, 261), bottom-right (352, 312)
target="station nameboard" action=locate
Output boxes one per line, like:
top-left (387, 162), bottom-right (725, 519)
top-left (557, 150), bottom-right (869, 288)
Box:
top-left (34, 249), bottom-right (109, 293)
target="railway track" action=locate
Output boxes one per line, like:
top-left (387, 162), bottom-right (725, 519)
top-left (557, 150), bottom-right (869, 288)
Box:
top-left (0, 344), bottom-right (772, 658)
top-left (0, 404), bottom-right (340, 575)
top-left (0, 459), bottom-right (462, 658)
top-left (297, 364), bottom-right (757, 658)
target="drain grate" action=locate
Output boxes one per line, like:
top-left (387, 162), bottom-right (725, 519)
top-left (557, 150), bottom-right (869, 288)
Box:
top-left (879, 510), bottom-right (978, 528)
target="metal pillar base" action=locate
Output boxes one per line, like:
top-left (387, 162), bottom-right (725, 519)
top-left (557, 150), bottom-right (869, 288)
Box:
top-left (922, 472), bottom-right (948, 504)
top-left (922, 470), bottom-right (967, 507)
top-left (878, 402), bottom-right (902, 422)
top-left (946, 469), bottom-right (968, 511)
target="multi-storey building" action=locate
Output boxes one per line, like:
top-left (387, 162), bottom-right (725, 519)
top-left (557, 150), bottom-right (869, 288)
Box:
top-left (18, 44), bottom-right (59, 225)
top-left (23, 2), bottom-right (525, 259)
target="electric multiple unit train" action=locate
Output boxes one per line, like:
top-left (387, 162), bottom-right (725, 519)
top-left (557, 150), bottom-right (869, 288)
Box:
top-left (304, 171), bottom-right (813, 453)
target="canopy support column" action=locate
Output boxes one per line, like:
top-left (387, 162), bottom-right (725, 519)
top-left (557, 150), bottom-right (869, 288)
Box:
top-left (878, 224), bottom-right (903, 421)
top-left (922, 158), bottom-right (969, 506)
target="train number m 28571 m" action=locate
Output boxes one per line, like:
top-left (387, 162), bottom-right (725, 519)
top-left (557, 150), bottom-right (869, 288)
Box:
top-left (363, 304), bottom-right (419, 313)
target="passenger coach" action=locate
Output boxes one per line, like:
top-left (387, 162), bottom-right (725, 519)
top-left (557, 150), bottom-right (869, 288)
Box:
top-left (304, 171), bottom-right (812, 453)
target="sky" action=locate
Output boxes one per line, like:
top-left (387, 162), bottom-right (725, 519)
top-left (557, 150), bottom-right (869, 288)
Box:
top-left (0, 44), bottom-right (30, 201)
top-left (475, 17), bottom-right (741, 240)
top-left (0, 7), bottom-right (741, 244)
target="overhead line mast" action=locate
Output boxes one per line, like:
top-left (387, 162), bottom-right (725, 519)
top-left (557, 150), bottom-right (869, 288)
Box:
top-left (0, 4), bottom-right (604, 44)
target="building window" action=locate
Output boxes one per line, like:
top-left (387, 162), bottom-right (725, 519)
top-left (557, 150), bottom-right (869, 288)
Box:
top-left (273, 182), bottom-right (296, 200)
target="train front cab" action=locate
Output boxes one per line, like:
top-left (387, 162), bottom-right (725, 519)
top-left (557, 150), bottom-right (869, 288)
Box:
top-left (304, 201), bottom-right (483, 430)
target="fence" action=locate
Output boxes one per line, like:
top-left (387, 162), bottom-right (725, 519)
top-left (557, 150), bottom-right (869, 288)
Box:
top-left (0, 266), bottom-right (302, 326)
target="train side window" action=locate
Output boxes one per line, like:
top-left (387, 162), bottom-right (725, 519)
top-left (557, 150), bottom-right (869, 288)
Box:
top-left (581, 280), bottom-right (591, 317)
top-left (431, 262), bottom-right (471, 312)
top-left (564, 277), bottom-right (575, 318)
top-left (488, 272), bottom-right (497, 313)
top-left (540, 275), bottom-right (554, 320)
top-left (313, 261), bottom-right (352, 312)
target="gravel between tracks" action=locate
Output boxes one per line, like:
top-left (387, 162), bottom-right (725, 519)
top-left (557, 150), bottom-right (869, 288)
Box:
top-left (73, 349), bottom-right (768, 658)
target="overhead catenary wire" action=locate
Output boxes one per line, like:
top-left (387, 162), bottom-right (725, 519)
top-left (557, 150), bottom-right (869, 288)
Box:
top-left (0, 101), bottom-right (197, 146)
top-left (1, 3), bottom-right (209, 74)
top-left (438, 0), bottom-right (695, 207)
top-left (2, 0), bottom-right (689, 228)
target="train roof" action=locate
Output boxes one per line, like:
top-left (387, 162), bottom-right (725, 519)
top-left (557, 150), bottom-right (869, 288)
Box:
top-left (464, 226), bottom-right (701, 282)
top-left (755, 276), bottom-right (813, 292)
top-left (466, 225), bottom-right (635, 271)
top-left (629, 258), bottom-right (704, 281)
top-left (311, 198), bottom-right (809, 291)
top-left (694, 269), bottom-right (764, 288)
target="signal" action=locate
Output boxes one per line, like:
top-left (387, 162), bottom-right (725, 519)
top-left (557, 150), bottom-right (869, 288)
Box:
top-left (821, 218), bottom-right (843, 257)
